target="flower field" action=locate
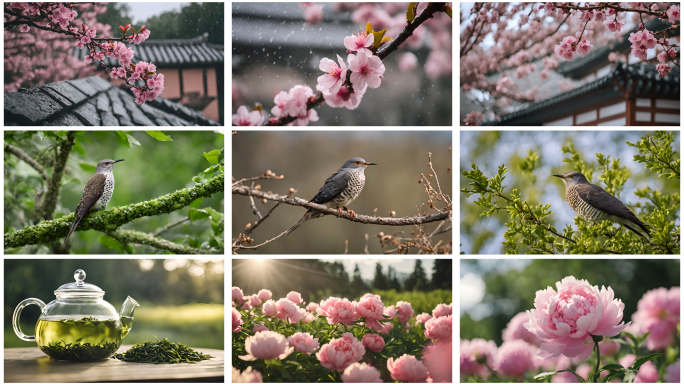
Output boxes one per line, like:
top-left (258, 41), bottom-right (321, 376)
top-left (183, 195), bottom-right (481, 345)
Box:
top-left (232, 287), bottom-right (452, 382)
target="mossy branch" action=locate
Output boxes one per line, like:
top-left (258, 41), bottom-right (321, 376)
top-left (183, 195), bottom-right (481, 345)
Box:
top-left (41, 131), bottom-right (76, 220)
top-left (4, 173), bottom-right (224, 249)
top-left (107, 229), bottom-right (221, 254)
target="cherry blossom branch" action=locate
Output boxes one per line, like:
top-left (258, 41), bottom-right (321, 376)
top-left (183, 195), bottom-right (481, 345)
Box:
top-left (552, 3), bottom-right (669, 18)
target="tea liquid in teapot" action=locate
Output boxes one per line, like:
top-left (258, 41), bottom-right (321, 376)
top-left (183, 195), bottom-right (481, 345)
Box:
top-left (36, 317), bottom-right (123, 362)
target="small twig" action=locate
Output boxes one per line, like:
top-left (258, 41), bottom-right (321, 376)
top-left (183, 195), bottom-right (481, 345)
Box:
top-left (4, 143), bottom-right (49, 180)
top-left (233, 230), bottom-right (289, 252)
top-left (151, 217), bottom-right (189, 237)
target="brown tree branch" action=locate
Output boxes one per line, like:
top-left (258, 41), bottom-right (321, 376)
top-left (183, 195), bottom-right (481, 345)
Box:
top-left (4, 143), bottom-right (49, 181)
top-left (40, 132), bottom-right (76, 221)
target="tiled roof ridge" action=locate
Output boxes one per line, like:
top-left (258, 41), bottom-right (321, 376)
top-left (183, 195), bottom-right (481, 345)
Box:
top-left (142, 36), bottom-right (223, 46)
top-left (5, 76), bottom-right (219, 126)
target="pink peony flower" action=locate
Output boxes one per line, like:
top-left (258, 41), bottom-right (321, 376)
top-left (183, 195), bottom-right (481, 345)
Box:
top-left (524, 276), bottom-right (629, 361)
top-left (19, 24), bottom-right (30, 33)
top-left (303, 312), bottom-right (316, 323)
top-left (344, 30), bottom-right (373, 56)
top-left (423, 340), bottom-right (452, 383)
top-left (657, 64), bottom-right (671, 77)
top-left (630, 286), bottom-right (680, 350)
top-left (319, 297), bottom-right (359, 325)
top-left (233, 105), bottom-right (264, 126)
top-left (398, 52), bottom-right (418, 72)
top-left (239, 330), bottom-right (294, 361)
top-left (286, 291), bottom-right (303, 305)
top-left (384, 305), bottom-right (397, 319)
top-left (598, 339), bottom-right (621, 356)
top-left (460, 338), bottom-right (497, 379)
top-left (262, 299), bottom-right (276, 316)
top-left (275, 298), bottom-right (300, 322)
top-left (606, 20), bottom-right (625, 32)
top-left (415, 313), bottom-right (432, 324)
top-left (253, 323), bottom-right (269, 333)
top-left (348, 52), bottom-right (385, 92)
top-left (503, 312), bottom-right (542, 345)
top-left (396, 301), bottom-right (414, 324)
top-left (495, 340), bottom-right (537, 378)
top-left (665, 360), bottom-right (680, 383)
top-left (555, 36), bottom-right (578, 61)
top-left (317, 55), bottom-right (347, 95)
top-left (287, 332), bottom-right (319, 354)
top-left (424, 315), bottom-right (451, 340)
top-left (232, 366), bottom-right (263, 383)
top-left (387, 354), bottom-right (429, 382)
top-left (249, 295), bottom-right (262, 308)
top-left (667, 5), bottom-right (680, 24)
top-left (258, 289), bottom-right (272, 301)
top-left (432, 303), bottom-right (452, 318)
top-left (306, 302), bottom-right (319, 311)
top-left (232, 287), bottom-right (244, 302)
top-left (361, 333), bottom-right (385, 352)
top-left (628, 30), bottom-right (657, 60)
top-left (240, 300), bottom-right (252, 310)
top-left (619, 354), bottom-right (659, 383)
top-left (232, 308), bottom-right (243, 333)
top-left (379, 322), bottom-right (393, 335)
top-left (341, 362), bottom-right (383, 383)
top-left (357, 296), bottom-right (385, 331)
top-left (316, 332), bottom-right (365, 372)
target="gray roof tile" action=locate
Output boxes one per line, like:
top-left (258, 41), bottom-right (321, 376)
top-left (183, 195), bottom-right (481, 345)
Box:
top-left (5, 88), bottom-right (65, 124)
top-left (41, 113), bottom-right (84, 126)
top-left (68, 78), bottom-right (99, 97)
top-left (73, 102), bottom-right (101, 126)
top-left (43, 82), bottom-right (88, 105)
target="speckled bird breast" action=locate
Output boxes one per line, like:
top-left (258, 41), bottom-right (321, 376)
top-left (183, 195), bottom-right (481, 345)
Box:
top-left (330, 171), bottom-right (365, 207)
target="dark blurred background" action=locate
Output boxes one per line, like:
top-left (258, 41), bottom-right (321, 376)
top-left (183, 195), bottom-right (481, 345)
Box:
top-left (5, 259), bottom-right (224, 349)
top-left (232, 259), bottom-right (452, 314)
top-left (4, 130), bottom-right (224, 254)
top-left (460, 259), bottom-right (680, 346)
top-left (232, 130), bottom-right (452, 254)
top-left (232, 2), bottom-right (452, 125)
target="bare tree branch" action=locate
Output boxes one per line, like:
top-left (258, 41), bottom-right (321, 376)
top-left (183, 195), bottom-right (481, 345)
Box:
top-left (4, 143), bottom-right (49, 181)
top-left (151, 217), bottom-right (189, 237)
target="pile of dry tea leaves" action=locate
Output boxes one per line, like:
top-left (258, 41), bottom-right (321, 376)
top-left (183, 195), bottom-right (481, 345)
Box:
top-left (113, 338), bottom-right (213, 364)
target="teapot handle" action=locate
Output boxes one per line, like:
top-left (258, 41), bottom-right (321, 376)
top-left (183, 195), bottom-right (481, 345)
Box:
top-left (13, 298), bottom-right (46, 342)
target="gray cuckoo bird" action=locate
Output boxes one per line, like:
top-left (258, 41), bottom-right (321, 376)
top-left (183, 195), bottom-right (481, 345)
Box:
top-left (285, 157), bottom-right (377, 236)
top-left (63, 159), bottom-right (124, 243)
top-left (554, 171), bottom-right (651, 239)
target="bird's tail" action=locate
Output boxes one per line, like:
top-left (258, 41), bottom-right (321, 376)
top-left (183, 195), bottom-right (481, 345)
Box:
top-left (285, 209), bottom-right (321, 236)
top-left (63, 215), bottom-right (83, 244)
top-left (623, 222), bottom-right (651, 241)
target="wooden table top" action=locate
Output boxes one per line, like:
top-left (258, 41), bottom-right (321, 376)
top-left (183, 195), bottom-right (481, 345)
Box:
top-left (4, 345), bottom-right (224, 383)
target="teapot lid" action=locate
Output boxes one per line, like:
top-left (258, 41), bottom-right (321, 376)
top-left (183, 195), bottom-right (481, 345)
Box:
top-left (54, 269), bottom-right (105, 298)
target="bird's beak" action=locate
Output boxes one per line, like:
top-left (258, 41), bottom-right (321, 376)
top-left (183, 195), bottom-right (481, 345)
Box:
top-left (113, 159), bottom-right (125, 163)
top-left (553, 174), bottom-right (564, 179)
top-left (364, 162), bottom-right (377, 166)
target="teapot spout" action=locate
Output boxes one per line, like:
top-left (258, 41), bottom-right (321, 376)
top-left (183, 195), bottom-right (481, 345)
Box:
top-left (120, 296), bottom-right (139, 318)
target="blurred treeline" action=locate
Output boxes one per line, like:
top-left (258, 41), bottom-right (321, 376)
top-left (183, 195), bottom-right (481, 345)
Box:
top-left (232, 259), bottom-right (452, 306)
top-left (460, 259), bottom-right (680, 346)
top-left (4, 130), bottom-right (224, 254)
top-left (98, 3), bottom-right (224, 44)
top-left (5, 259), bottom-right (224, 349)
top-left (460, 131), bottom-right (680, 254)
top-left (232, 131), bottom-right (452, 254)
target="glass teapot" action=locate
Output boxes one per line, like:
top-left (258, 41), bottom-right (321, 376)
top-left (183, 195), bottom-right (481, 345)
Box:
top-left (13, 269), bottom-right (139, 362)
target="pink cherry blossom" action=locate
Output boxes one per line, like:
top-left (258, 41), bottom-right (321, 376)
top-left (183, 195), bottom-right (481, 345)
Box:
top-left (433, 303), bottom-right (452, 318)
top-left (398, 52), bottom-right (418, 72)
top-left (524, 276), bottom-right (630, 361)
top-left (665, 360), bottom-right (680, 383)
top-left (348, 52), bottom-right (385, 91)
top-left (460, 338), bottom-right (497, 379)
top-left (387, 354), bottom-right (429, 382)
top-left (423, 340), bottom-right (451, 383)
top-left (619, 354), bottom-right (659, 383)
top-left (84, 55), bottom-right (93, 64)
top-left (232, 106), bottom-right (264, 126)
top-left (284, 85), bottom-right (313, 117)
top-left (657, 64), bottom-right (671, 77)
top-left (317, 54), bottom-right (347, 95)
top-left (262, 299), bottom-right (276, 316)
top-left (361, 333), bottom-right (385, 352)
top-left (464, 111), bottom-right (483, 126)
top-left (239, 330), bottom-right (294, 361)
top-left (495, 76), bottom-right (515, 93)
top-left (253, 323), bottom-right (268, 333)
top-left (357, 296), bottom-right (385, 331)
top-left (92, 51), bottom-right (104, 61)
top-left (19, 24), bottom-right (30, 33)
top-left (341, 362), bottom-right (383, 383)
top-left (629, 286), bottom-right (680, 350)
top-left (232, 308), bottom-right (243, 333)
top-left (424, 315), bottom-right (451, 340)
top-left (258, 289), bottom-right (272, 301)
top-left (593, 11), bottom-right (607, 22)
top-left (396, 301), bottom-right (414, 324)
top-left (667, 5), bottom-right (680, 24)
top-left (316, 332), bottom-right (365, 372)
top-left (344, 30), bottom-right (373, 56)
top-left (232, 366), bottom-right (263, 383)
top-left (575, 38), bottom-right (594, 57)
top-left (415, 313), bottom-right (432, 324)
top-left (606, 20), bottom-right (625, 32)
top-left (628, 30), bottom-right (657, 60)
top-left (287, 332), bottom-right (319, 354)
top-left (503, 312), bottom-right (542, 345)
top-left (301, 2), bottom-right (323, 25)
top-left (289, 108), bottom-right (319, 126)
top-left (555, 36), bottom-right (578, 61)
top-left (495, 340), bottom-right (537, 378)
top-left (318, 297), bottom-right (359, 325)
top-left (270, 91), bottom-right (290, 118)
top-left (130, 26), bottom-right (151, 44)
top-left (232, 287), bottom-right (244, 302)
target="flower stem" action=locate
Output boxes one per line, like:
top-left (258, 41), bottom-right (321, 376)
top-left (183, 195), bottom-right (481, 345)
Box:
top-left (590, 334), bottom-right (603, 383)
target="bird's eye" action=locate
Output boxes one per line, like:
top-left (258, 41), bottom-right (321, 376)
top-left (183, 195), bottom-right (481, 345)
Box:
top-left (355, 161), bottom-right (360, 164)
top-left (568, 175), bottom-right (574, 179)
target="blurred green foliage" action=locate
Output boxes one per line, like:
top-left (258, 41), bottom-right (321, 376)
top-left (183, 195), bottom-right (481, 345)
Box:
top-left (460, 259), bottom-right (680, 346)
top-left (373, 289), bottom-right (452, 315)
top-left (4, 130), bottom-right (224, 254)
top-left (460, 131), bottom-right (680, 254)
top-left (4, 259), bottom-right (224, 349)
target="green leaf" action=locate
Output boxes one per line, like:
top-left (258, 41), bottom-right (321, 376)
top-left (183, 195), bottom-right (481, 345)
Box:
top-left (406, 2), bottom-right (418, 23)
top-left (125, 133), bottom-right (140, 147)
top-left (189, 198), bottom-right (204, 208)
top-left (631, 353), bottom-right (663, 370)
top-left (73, 141), bottom-right (86, 155)
top-left (597, 364), bottom-right (624, 372)
top-left (145, 131), bottom-right (173, 141)
top-left (116, 131), bottom-right (130, 147)
top-left (205, 207), bottom-right (223, 223)
top-left (98, 235), bottom-right (125, 254)
top-left (79, 163), bottom-right (96, 172)
top-left (365, 22), bottom-right (388, 49)
top-left (188, 208), bottom-right (210, 221)
top-left (203, 150), bottom-right (221, 165)
top-left (444, 5), bottom-right (452, 18)
top-left (603, 369), bottom-right (625, 383)
top-left (534, 371), bottom-right (559, 380)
